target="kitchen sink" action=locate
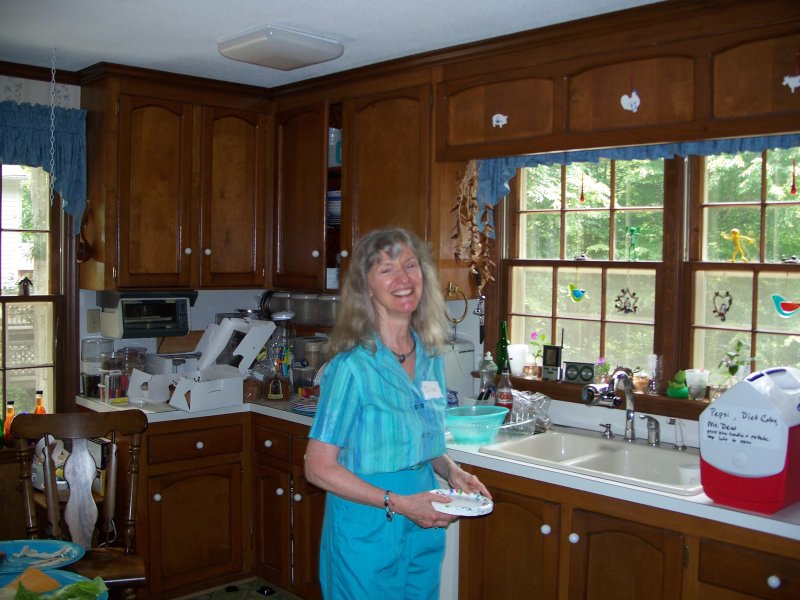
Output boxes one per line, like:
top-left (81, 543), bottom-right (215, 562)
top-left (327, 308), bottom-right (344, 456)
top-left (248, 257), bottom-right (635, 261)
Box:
top-left (480, 427), bottom-right (704, 496)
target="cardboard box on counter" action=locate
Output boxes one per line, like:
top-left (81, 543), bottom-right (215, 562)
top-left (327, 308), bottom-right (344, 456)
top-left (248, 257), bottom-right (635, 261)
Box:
top-left (128, 318), bottom-right (275, 412)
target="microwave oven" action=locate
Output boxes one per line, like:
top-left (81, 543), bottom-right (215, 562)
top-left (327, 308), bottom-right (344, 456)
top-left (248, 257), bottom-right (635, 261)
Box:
top-left (97, 291), bottom-right (197, 339)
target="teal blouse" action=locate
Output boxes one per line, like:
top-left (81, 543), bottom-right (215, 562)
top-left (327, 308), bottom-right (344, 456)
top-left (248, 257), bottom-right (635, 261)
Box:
top-left (309, 333), bottom-right (447, 475)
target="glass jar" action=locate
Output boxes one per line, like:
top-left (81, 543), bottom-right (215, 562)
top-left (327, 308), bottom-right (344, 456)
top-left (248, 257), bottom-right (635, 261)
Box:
top-left (267, 311), bottom-right (296, 380)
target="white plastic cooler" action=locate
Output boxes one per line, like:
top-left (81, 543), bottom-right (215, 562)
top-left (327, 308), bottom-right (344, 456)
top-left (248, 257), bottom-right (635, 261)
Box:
top-left (699, 367), bottom-right (800, 514)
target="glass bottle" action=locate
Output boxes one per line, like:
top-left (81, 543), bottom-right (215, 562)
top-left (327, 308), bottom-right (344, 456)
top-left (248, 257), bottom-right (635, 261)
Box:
top-left (495, 361), bottom-right (514, 414)
top-left (495, 320), bottom-right (510, 371)
top-left (34, 390), bottom-right (47, 414)
top-left (4, 399), bottom-right (15, 446)
top-left (477, 351), bottom-right (498, 405)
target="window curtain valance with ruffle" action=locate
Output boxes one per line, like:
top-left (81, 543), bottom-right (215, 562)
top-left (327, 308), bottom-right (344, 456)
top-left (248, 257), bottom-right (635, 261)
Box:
top-left (476, 133), bottom-right (800, 238)
top-left (0, 100), bottom-right (87, 233)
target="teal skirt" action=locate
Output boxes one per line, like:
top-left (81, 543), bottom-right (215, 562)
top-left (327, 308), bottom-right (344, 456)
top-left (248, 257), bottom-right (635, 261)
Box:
top-left (319, 462), bottom-right (446, 600)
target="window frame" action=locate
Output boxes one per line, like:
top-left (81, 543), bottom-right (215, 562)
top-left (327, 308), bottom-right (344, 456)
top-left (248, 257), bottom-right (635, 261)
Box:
top-left (0, 165), bottom-right (77, 420)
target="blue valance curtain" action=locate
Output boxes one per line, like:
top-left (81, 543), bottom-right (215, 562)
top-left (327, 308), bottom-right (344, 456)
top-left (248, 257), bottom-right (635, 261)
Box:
top-left (476, 133), bottom-right (800, 237)
top-left (0, 101), bottom-right (87, 233)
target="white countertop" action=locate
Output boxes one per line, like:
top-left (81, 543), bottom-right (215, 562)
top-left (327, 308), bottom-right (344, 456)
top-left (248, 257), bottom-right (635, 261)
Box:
top-left (75, 395), bottom-right (800, 542)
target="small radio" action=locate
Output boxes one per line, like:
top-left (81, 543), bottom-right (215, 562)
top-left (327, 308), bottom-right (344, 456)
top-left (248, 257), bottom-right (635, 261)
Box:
top-left (541, 344), bottom-right (563, 381)
top-left (563, 362), bottom-right (596, 384)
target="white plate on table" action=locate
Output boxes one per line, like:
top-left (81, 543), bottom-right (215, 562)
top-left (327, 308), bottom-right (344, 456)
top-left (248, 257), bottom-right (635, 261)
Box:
top-left (430, 489), bottom-right (493, 516)
top-left (0, 540), bottom-right (84, 574)
top-left (0, 568), bottom-right (108, 599)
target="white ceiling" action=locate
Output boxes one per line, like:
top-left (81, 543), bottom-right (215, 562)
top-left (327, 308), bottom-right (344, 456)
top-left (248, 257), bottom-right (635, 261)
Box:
top-left (0, 0), bottom-right (660, 89)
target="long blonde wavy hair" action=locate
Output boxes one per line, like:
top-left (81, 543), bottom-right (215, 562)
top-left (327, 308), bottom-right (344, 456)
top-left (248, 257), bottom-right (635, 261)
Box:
top-left (326, 227), bottom-right (450, 357)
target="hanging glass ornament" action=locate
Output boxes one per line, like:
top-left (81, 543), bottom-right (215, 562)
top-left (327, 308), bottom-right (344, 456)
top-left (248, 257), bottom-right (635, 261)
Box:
top-left (712, 291), bottom-right (733, 322)
top-left (568, 283), bottom-right (587, 303)
top-left (614, 288), bottom-right (639, 314)
top-left (771, 294), bottom-right (800, 318)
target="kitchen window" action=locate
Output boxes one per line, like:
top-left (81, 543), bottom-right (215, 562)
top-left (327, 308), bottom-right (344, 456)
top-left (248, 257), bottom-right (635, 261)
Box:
top-left (0, 164), bottom-right (61, 415)
top-left (502, 145), bottom-right (800, 381)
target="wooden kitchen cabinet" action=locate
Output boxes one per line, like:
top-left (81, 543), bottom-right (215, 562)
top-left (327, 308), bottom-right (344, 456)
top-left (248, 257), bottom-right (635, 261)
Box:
top-left (271, 81), bottom-right (432, 290)
top-left (567, 508), bottom-right (683, 600)
top-left (458, 473), bottom-right (560, 598)
top-left (139, 415), bottom-right (248, 599)
top-left (252, 415), bottom-right (323, 600)
top-left (80, 65), bottom-right (269, 290)
top-left (696, 538), bottom-right (800, 599)
top-left (338, 84), bottom-right (432, 266)
top-left (272, 100), bottom-right (328, 291)
top-left (461, 466), bottom-right (683, 600)
top-left (461, 465), bottom-right (800, 600)
top-left (435, 70), bottom-right (555, 160)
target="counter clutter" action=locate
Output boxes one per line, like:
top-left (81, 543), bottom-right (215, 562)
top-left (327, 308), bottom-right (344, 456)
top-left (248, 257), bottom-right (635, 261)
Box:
top-left (75, 394), bottom-right (800, 543)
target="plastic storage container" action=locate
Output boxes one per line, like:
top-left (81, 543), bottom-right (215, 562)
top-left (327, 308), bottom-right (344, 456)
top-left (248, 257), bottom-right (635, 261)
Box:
top-left (316, 294), bottom-right (340, 327)
top-left (269, 292), bottom-right (292, 314)
top-left (81, 337), bottom-right (114, 398)
top-left (290, 293), bottom-right (319, 326)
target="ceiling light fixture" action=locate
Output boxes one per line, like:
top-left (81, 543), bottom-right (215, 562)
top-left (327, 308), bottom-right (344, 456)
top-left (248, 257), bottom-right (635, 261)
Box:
top-left (218, 25), bottom-right (344, 71)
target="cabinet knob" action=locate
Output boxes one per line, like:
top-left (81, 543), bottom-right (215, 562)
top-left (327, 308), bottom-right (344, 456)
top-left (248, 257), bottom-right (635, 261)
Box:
top-left (153, 493), bottom-right (162, 502)
top-left (568, 533), bottom-right (580, 544)
top-left (540, 524), bottom-right (552, 535)
top-left (293, 493), bottom-right (302, 502)
top-left (340, 250), bottom-right (349, 258)
top-left (204, 248), bottom-right (211, 256)
top-left (311, 250), bottom-right (320, 258)
top-left (184, 247), bottom-right (192, 255)
top-left (195, 441), bottom-right (204, 450)
top-left (276, 487), bottom-right (285, 496)
top-left (767, 575), bottom-right (781, 589)
top-left (264, 439), bottom-right (273, 448)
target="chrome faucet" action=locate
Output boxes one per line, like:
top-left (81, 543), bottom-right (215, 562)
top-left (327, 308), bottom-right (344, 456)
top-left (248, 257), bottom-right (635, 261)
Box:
top-left (582, 367), bottom-right (637, 442)
top-left (640, 415), bottom-right (660, 447)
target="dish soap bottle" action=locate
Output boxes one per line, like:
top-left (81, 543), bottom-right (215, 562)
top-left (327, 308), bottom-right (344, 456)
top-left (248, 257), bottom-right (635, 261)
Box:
top-left (477, 351), bottom-right (498, 405)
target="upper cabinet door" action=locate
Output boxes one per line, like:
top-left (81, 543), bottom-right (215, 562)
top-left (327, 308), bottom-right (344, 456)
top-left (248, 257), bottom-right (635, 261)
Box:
top-left (273, 102), bottom-right (327, 291)
top-left (199, 106), bottom-right (268, 288)
top-left (436, 72), bottom-right (555, 161)
top-left (117, 94), bottom-right (194, 288)
top-left (340, 85), bottom-right (432, 262)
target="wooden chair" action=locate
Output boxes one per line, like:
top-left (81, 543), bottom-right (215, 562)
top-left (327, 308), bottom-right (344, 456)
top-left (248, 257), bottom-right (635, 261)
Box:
top-left (12, 410), bottom-right (148, 600)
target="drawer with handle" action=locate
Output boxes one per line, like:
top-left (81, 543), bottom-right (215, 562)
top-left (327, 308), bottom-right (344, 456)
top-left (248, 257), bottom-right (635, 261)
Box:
top-left (698, 538), bottom-right (800, 599)
top-left (254, 425), bottom-right (292, 462)
top-left (148, 424), bottom-right (243, 464)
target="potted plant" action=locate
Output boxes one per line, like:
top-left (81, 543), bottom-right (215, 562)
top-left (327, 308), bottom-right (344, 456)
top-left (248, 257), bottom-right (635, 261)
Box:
top-left (710, 339), bottom-right (755, 399)
top-left (594, 357), bottom-right (611, 384)
top-left (528, 332), bottom-right (547, 376)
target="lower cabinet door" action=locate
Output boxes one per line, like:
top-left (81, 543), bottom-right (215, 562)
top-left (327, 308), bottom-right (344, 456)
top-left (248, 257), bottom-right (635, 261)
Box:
top-left (253, 461), bottom-right (293, 589)
top-left (567, 509), bottom-right (684, 600)
top-left (291, 467), bottom-right (325, 600)
top-left (459, 476), bottom-right (560, 599)
top-left (147, 462), bottom-right (245, 595)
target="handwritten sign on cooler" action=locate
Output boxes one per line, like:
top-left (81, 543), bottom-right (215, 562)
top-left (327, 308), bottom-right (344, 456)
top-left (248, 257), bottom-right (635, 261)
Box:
top-left (702, 405), bottom-right (781, 450)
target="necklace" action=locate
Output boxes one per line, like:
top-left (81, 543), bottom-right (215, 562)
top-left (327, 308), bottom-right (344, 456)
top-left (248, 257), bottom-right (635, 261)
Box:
top-left (391, 339), bottom-right (416, 363)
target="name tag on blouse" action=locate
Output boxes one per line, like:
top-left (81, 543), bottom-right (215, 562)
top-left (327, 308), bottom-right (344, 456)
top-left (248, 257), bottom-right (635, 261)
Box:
top-left (421, 380), bottom-right (443, 400)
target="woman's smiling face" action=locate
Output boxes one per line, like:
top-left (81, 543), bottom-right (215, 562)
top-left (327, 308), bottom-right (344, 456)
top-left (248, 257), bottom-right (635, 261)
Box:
top-left (367, 243), bottom-right (423, 320)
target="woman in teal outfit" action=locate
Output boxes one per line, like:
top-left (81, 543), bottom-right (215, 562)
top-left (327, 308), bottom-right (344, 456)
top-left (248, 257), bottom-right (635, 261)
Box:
top-left (305, 227), bottom-right (491, 600)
